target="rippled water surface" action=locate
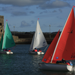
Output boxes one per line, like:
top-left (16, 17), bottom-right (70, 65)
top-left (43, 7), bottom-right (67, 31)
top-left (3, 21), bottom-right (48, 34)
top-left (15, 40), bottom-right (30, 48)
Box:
top-left (0, 44), bottom-right (75, 75)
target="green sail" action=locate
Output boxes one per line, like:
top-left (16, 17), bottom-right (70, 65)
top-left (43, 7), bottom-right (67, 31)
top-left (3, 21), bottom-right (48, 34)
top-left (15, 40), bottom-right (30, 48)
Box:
top-left (0, 34), bottom-right (3, 50)
top-left (2, 22), bottom-right (15, 49)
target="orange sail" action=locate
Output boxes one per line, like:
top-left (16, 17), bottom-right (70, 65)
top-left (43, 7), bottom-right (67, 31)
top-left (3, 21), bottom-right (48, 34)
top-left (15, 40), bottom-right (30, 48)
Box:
top-left (51, 7), bottom-right (75, 63)
top-left (42, 30), bottom-right (60, 63)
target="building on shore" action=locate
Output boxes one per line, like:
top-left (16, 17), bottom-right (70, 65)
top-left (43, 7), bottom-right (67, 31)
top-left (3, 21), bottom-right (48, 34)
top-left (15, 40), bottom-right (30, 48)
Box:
top-left (0, 16), bottom-right (4, 36)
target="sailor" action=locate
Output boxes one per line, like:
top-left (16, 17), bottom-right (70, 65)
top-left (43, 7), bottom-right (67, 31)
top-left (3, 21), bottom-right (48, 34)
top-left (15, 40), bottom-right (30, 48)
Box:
top-left (61, 58), bottom-right (66, 63)
top-left (34, 48), bottom-right (37, 52)
top-left (39, 49), bottom-right (42, 52)
top-left (8, 50), bottom-right (11, 52)
top-left (4, 49), bottom-right (8, 51)
top-left (56, 58), bottom-right (66, 64)
top-left (69, 61), bottom-right (73, 66)
top-left (66, 62), bottom-right (70, 65)
top-left (32, 50), bottom-right (35, 52)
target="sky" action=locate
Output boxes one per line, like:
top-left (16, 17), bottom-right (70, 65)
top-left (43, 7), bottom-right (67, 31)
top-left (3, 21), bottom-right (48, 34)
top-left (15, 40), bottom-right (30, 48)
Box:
top-left (0, 0), bottom-right (75, 32)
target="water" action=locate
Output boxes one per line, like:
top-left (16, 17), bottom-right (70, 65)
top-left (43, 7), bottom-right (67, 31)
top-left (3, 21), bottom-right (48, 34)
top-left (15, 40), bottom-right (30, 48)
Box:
top-left (0, 44), bottom-right (75, 75)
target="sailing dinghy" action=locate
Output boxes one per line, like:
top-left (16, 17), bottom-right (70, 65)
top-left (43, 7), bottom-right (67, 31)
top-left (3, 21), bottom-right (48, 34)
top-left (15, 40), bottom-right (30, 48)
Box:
top-left (0, 21), bottom-right (15, 54)
top-left (39, 7), bottom-right (75, 71)
top-left (29, 19), bottom-right (48, 55)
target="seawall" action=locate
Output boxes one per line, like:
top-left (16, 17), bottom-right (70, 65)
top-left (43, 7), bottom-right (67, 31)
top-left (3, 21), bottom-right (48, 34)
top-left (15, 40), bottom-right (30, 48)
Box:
top-left (11, 32), bottom-right (60, 44)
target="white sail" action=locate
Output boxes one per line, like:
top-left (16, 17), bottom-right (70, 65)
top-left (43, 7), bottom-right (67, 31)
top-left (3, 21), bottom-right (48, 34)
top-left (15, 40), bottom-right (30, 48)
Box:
top-left (30, 20), bottom-right (48, 50)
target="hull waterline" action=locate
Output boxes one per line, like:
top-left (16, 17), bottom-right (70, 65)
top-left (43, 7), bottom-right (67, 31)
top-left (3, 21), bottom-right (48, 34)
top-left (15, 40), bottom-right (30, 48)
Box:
top-left (0, 51), bottom-right (13, 54)
top-left (29, 51), bottom-right (44, 55)
top-left (39, 63), bottom-right (74, 71)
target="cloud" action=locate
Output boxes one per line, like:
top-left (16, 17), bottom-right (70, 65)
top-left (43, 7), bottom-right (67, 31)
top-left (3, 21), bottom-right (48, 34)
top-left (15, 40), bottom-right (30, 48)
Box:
top-left (59, 9), bottom-right (62, 13)
top-left (40, 12), bottom-right (43, 14)
top-left (31, 20), bottom-right (34, 24)
top-left (12, 11), bottom-right (27, 16)
top-left (39, 0), bottom-right (70, 9)
top-left (1, 7), bottom-right (13, 12)
top-left (29, 11), bottom-right (35, 14)
top-left (52, 10), bottom-right (57, 13)
top-left (0, 0), bottom-right (49, 6)
top-left (43, 10), bottom-right (47, 13)
top-left (1, 6), bottom-right (28, 16)
top-left (20, 21), bottom-right (31, 27)
top-left (40, 10), bottom-right (47, 14)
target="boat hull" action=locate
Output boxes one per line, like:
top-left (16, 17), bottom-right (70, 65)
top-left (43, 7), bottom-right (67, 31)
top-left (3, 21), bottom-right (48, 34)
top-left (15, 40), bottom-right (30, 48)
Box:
top-left (29, 51), bottom-right (44, 55)
top-left (39, 63), bottom-right (74, 71)
top-left (0, 51), bottom-right (13, 54)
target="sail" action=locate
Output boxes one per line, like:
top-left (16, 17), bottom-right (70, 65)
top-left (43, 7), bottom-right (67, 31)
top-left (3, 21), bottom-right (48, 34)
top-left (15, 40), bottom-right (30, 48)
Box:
top-left (30, 20), bottom-right (47, 50)
top-left (2, 22), bottom-right (15, 49)
top-left (51, 7), bottom-right (75, 63)
top-left (0, 34), bottom-right (3, 50)
top-left (42, 30), bottom-right (60, 63)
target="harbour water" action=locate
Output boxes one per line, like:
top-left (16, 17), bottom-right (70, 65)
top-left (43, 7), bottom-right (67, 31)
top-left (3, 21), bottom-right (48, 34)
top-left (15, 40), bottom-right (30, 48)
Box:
top-left (0, 44), bottom-right (75, 75)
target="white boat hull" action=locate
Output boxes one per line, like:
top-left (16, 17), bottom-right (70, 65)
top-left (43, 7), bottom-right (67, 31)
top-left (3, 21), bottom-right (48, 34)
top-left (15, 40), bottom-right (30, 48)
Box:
top-left (29, 51), bottom-right (44, 55)
top-left (39, 63), bottom-right (74, 71)
top-left (0, 51), bottom-right (13, 54)
top-left (6, 51), bottom-right (13, 54)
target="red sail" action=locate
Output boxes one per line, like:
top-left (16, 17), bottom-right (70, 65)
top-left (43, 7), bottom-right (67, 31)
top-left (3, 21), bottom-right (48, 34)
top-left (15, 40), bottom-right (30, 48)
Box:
top-left (52, 7), bottom-right (75, 62)
top-left (42, 30), bottom-right (60, 63)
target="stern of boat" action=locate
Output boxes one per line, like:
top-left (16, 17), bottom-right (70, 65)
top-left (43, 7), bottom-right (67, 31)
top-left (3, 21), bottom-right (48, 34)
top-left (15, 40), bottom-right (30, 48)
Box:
top-left (67, 65), bottom-right (74, 71)
top-left (6, 51), bottom-right (13, 54)
top-left (37, 52), bottom-right (44, 55)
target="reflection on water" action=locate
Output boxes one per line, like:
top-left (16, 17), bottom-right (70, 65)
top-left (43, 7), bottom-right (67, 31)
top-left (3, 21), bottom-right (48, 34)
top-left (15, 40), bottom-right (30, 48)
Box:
top-left (40, 71), bottom-right (75, 75)
top-left (0, 44), bottom-right (75, 75)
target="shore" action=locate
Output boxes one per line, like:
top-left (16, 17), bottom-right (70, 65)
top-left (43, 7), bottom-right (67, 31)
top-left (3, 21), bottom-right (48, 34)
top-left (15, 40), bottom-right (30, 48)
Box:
top-left (11, 31), bottom-right (60, 44)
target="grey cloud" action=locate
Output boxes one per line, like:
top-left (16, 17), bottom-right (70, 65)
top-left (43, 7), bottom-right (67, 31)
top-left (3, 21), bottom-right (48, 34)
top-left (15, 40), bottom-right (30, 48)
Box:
top-left (39, 0), bottom-right (70, 9)
top-left (31, 20), bottom-right (34, 24)
top-left (21, 21), bottom-right (31, 27)
top-left (0, 0), bottom-right (49, 6)
top-left (52, 10), bottom-right (57, 13)
top-left (40, 12), bottom-right (43, 14)
top-left (29, 11), bottom-right (35, 14)
top-left (12, 11), bottom-right (27, 16)
top-left (25, 8), bottom-right (29, 10)
top-left (59, 9), bottom-right (62, 13)
top-left (1, 6), bottom-right (28, 16)
top-left (1, 7), bottom-right (13, 12)
top-left (44, 10), bottom-right (47, 13)
top-left (36, 7), bottom-right (39, 9)
top-left (40, 10), bottom-right (47, 14)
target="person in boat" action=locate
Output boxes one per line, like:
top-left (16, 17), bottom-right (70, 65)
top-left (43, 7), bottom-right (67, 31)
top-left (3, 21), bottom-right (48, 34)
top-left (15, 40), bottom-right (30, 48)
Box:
top-left (4, 49), bottom-right (8, 51)
top-left (66, 61), bottom-right (73, 66)
top-left (66, 62), bottom-right (70, 65)
top-left (39, 49), bottom-right (42, 52)
top-left (8, 49), bottom-right (11, 52)
top-left (56, 58), bottom-right (66, 64)
top-left (32, 48), bottom-right (37, 52)
top-left (69, 61), bottom-right (73, 66)
top-left (61, 58), bottom-right (66, 63)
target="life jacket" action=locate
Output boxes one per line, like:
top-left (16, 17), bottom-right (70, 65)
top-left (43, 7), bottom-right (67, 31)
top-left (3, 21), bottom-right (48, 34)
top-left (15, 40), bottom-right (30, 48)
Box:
top-left (34, 49), bottom-right (37, 52)
top-left (66, 62), bottom-right (70, 65)
top-left (8, 50), bottom-right (11, 52)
